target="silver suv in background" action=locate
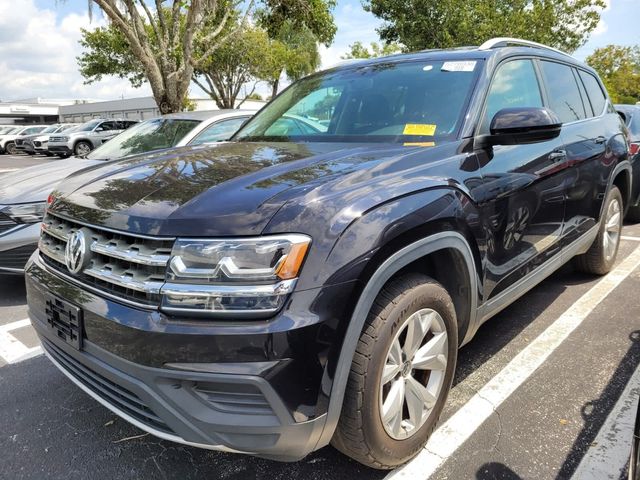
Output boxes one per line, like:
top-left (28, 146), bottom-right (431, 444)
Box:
top-left (16, 124), bottom-right (78, 155)
top-left (47, 119), bottom-right (138, 157)
top-left (0, 125), bottom-right (48, 154)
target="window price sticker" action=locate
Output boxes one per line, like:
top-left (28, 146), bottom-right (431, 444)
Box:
top-left (441, 61), bottom-right (477, 72)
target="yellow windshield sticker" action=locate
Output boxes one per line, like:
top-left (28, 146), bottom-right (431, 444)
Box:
top-left (403, 124), bottom-right (436, 136)
top-left (403, 142), bottom-right (435, 147)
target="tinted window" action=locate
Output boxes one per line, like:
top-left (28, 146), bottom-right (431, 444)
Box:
top-left (98, 122), bottom-right (118, 131)
top-left (236, 59), bottom-right (479, 142)
top-left (482, 59), bottom-right (543, 133)
top-left (540, 61), bottom-right (586, 123)
top-left (579, 70), bottom-right (607, 116)
top-left (190, 117), bottom-right (249, 145)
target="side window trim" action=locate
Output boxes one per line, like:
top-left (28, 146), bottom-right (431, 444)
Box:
top-left (573, 67), bottom-right (594, 118)
top-left (476, 56), bottom-right (544, 136)
top-left (576, 68), bottom-right (608, 118)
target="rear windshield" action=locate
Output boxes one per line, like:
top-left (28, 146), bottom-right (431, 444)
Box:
top-left (235, 59), bottom-right (481, 143)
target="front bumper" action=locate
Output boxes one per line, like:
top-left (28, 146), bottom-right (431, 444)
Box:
top-left (47, 145), bottom-right (72, 155)
top-left (25, 253), bottom-right (332, 461)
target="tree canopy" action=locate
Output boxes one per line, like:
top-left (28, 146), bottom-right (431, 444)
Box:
top-left (587, 45), bottom-right (640, 104)
top-left (77, 1), bottom-right (335, 112)
top-left (364, 0), bottom-right (607, 53)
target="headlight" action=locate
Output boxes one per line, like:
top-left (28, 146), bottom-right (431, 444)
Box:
top-left (162, 234), bottom-right (311, 316)
top-left (0, 202), bottom-right (47, 224)
top-left (56, 136), bottom-right (68, 142)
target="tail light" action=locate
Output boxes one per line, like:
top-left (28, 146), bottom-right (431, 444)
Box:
top-left (630, 143), bottom-right (640, 156)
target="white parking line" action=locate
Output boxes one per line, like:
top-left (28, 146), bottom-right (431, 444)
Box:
top-left (0, 168), bottom-right (18, 174)
top-left (386, 245), bottom-right (640, 480)
top-left (570, 364), bottom-right (640, 480)
top-left (0, 318), bottom-right (42, 364)
top-left (622, 236), bottom-right (640, 242)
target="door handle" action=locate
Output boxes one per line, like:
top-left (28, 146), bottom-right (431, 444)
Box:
top-left (548, 150), bottom-right (566, 162)
top-left (594, 136), bottom-right (606, 144)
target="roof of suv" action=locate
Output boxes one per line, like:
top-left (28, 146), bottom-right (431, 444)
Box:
top-left (330, 38), bottom-right (593, 74)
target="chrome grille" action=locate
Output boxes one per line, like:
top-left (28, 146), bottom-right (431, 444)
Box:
top-left (39, 213), bottom-right (174, 306)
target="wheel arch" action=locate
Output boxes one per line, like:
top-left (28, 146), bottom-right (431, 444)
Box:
top-left (314, 230), bottom-right (479, 450)
top-left (606, 160), bottom-right (632, 215)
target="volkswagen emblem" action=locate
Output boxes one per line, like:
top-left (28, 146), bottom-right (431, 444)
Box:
top-left (65, 228), bottom-right (91, 274)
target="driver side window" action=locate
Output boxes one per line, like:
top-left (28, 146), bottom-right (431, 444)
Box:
top-left (481, 59), bottom-right (543, 134)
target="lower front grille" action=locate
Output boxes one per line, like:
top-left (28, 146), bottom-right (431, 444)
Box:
top-left (42, 338), bottom-right (174, 434)
top-left (0, 244), bottom-right (36, 269)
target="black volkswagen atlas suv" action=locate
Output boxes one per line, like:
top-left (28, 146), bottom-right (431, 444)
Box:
top-left (26, 38), bottom-right (632, 469)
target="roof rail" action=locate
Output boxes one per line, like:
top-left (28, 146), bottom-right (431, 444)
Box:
top-left (478, 37), bottom-right (572, 58)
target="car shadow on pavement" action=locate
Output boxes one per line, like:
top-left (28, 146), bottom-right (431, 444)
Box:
top-left (554, 330), bottom-right (640, 480)
top-left (476, 462), bottom-right (523, 479)
top-left (453, 263), bottom-right (582, 387)
top-left (0, 274), bottom-right (27, 307)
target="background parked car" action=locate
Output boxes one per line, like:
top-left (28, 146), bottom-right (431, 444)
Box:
top-left (20, 124), bottom-right (79, 156)
top-left (617, 104), bottom-right (640, 220)
top-left (0, 125), bottom-right (48, 154)
top-left (47, 119), bottom-right (138, 158)
top-left (85, 109), bottom-right (256, 161)
top-left (0, 110), bottom-right (254, 273)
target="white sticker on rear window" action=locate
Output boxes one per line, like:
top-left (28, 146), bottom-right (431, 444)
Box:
top-left (441, 61), bottom-right (476, 72)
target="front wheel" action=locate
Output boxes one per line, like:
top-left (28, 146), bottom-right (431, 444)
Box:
top-left (5, 142), bottom-right (16, 155)
top-left (332, 274), bottom-right (458, 469)
top-left (73, 141), bottom-right (92, 157)
top-left (574, 185), bottom-right (623, 275)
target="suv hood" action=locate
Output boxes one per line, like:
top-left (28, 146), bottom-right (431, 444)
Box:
top-left (51, 141), bottom-right (457, 236)
top-left (0, 158), bottom-right (103, 204)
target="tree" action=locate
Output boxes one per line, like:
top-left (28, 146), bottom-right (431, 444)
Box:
top-left (76, 1), bottom-right (336, 113)
top-left (192, 25), bottom-right (270, 109)
top-left (364, 0), bottom-right (606, 53)
top-left (587, 45), bottom-right (640, 104)
top-left (78, 1), bottom-right (256, 113)
top-left (342, 41), bottom-right (402, 59)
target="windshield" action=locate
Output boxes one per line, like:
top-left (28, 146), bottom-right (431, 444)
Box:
top-left (59, 124), bottom-right (77, 132)
top-left (87, 117), bottom-right (200, 160)
top-left (235, 59), bottom-right (480, 143)
top-left (40, 125), bottom-right (60, 134)
top-left (77, 119), bottom-right (102, 132)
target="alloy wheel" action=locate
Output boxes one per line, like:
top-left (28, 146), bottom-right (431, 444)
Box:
top-left (379, 308), bottom-right (448, 440)
top-left (603, 196), bottom-right (621, 262)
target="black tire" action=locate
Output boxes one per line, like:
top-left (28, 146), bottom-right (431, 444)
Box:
top-left (332, 273), bottom-right (458, 469)
top-left (574, 186), bottom-right (623, 275)
top-left (627, 205), bottom-right (640, 223)
top-left (73, 141), bottom-right (92, 157)
top-left (5, 142), bottom-right (16, 155)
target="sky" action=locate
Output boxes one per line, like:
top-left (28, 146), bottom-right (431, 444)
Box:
top-left (0, 0), bottom-right (637, 103)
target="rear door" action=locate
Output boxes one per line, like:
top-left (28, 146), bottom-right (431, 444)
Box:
top-left (475, 58), bottom-right (569, 301)
top-left (538, 61), bottom-right (615, 247)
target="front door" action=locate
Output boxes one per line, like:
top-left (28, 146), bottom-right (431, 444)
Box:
top-left (474, 58), bottom-right (569, 302)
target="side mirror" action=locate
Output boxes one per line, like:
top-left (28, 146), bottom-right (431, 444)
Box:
top-left (483, 107), bottom-right (562, 146)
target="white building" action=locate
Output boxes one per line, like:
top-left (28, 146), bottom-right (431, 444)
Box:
top-left (59, 96), bottom-right (266, 123)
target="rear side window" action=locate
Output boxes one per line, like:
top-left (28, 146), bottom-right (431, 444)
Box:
top-left (481, 59), bottom-right (543, 133)
top-left (578, 70), bottom-right (607, 116)
top-left (539, 61), bottom-right (586, 124)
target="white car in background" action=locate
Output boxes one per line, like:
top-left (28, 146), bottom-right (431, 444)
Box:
top-left (0, 109), bottom-right (256, 273)
top-left (21, 124), bottom-right (79, 156)
top-left (0, 125), bottom-right (48, 155)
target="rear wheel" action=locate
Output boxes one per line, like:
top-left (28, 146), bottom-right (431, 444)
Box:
top-left (74, 141), bottom-right (92, 157)
top-left (332, 273), bottom-right (458, 469)
top-left (574, 185), bottom-right (623, 275)
top-left (5, 142), bottom-right (16, 155)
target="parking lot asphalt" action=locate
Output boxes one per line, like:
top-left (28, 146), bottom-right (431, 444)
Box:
top-left (1, 154), bottom-right (640, 479)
